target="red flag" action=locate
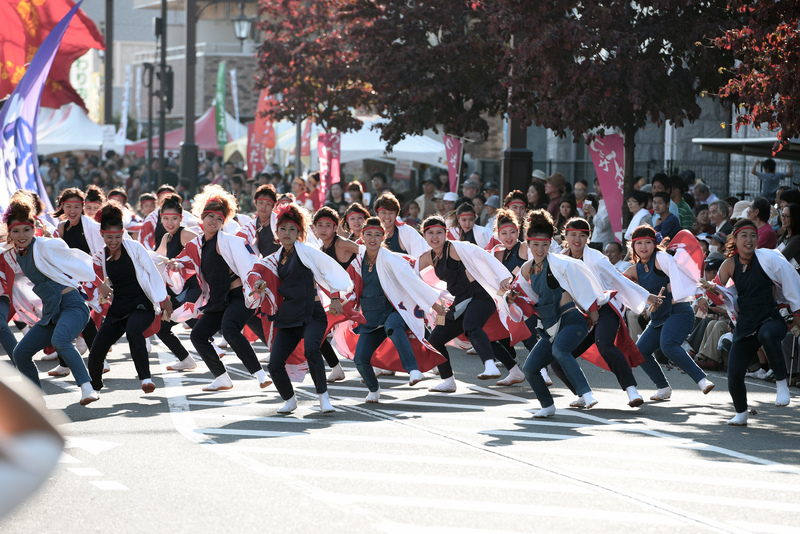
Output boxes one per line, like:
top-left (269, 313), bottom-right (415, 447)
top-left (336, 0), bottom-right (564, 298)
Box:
top-left (443, 134), bottom-right (463, 193)
top-left (0, 0), bottom-right (105, 110)
top-left (318, 132), bottom-right (341, 205)
top-left (666, 230), bottom-right (704, 281)
top-left (588, 134), bottom-right (625, 242)
top-left (300, 119), bottom-right (312, 157)
top-left (247, 123), bottom-right (265, 179)
top-left (253, 88), bottom-right (276, 149)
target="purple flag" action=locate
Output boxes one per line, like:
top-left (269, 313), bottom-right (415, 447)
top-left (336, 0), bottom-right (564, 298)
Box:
top-left (0, 1), bottom-right (84, 217)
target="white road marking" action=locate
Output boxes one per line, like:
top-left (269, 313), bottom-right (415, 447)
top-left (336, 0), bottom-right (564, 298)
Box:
top-left (90, 481), bottom-right (128, 491)
top-left (68, 468), bottom-right (103, 477)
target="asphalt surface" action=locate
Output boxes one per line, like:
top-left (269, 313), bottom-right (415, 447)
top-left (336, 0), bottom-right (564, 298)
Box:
top-left (2, 328), bottom-right (799, 534)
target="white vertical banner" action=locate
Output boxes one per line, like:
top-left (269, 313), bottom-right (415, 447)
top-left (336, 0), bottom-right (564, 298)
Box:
top-left (230, 68), bottom-right (240, 139)
top-left (114, 64), bottom-right (131, 151)
top-left (135, 65), bottom-right (143, 140)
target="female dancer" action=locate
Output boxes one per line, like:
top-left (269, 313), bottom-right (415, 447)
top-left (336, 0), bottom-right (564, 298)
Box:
top-left (711, 219), bottom-right (799, 425)
top-left (418, 216), bottom-right (525, 392)
top-left (154, 193), bottom-right (200, 371)
top-left (349, 218), bottom-right (445, 401)
top-left (86, 203), bottom-right (172, 396)
top-left (555, 218), bottom-right (662, 407)
top-left (510, 210), bottom-right (606, 417)
top-left (375, 193), bottom-right (430, 258)
top-left (246, 203), bottom-right (353, 414)
top-left (313, 207), bottom-right (360, 382)
top-left (169, 186), bottom-right (271, 392)
top-left (50, 188), bottom-right (103, 377)
top-left (624, 226), bottom-right (714, 400)
top-left (3, 195), bottom-right (98, 405)
top-left (447, 203), bottom-right (494, 248)
top-left (503, 191), bottom-right (529, 238)
top-left (342, 203), bottom-right (370, 244)
top-left (83, 185), bottom-right (105, 219)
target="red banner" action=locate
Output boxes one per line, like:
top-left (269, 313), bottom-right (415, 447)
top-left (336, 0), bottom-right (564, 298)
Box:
top-left (0, 0), bottom-right (105, 111)
top-left (318, 132), bottom-right (341, 203)
top-left (300, 119), bottom-right (312, 157)
top-left (588, 133), bottom-right (625, 242)
top-left (247, 123), bottom-right (265, 179)
top-left (443, 134), bottom-right (462, 193)
top-left (252, 88), bottom-right (276, 149)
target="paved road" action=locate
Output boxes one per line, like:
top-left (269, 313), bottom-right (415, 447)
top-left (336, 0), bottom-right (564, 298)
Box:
top-left (2, 330), bottom-right (799, 534)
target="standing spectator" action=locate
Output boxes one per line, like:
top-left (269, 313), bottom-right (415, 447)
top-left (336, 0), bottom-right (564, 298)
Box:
top-left (415, 177), bottom-right (439, 219)
top-left (55, 164), bottom-right (83, 195)
top-left (325, 182), bottom-right (350, 216)
top-left (709, 199), bottom-right (734, 235)
top-left (692, 204), bottom-right (715, 235)
top-left (670, 176), bottom-right (695, 229)
top-left (624, 190), bottom-right (652, 240)
top-left (693, 183), bottom-right (719, 206)
top-left (748, 196), bottom-right (777, 249)
top-left (590, 187), bottom-right (613, 249)
top-left (472, 194), bottom-right (487, 226)
top-left (467, 171), bottom-right (482, 189)
top-left (306, 172), bottom-right (324, 211)
top-left (527, 181), bottom-right (548, 210)
top-left (437, 170), bottom-right (450, 193)
top-left (369, 172), bottom-right (391, 209)
top-left (554, 196), bottom-right (578, 235)
top-left (403, 200), bottom-right (422, 228)
top-left (651, 173), bottom-right (680, 220)
top-left (482, 181), bottom-right (500, 200)
top-left (442, 192), bottom-right (458, 213)
top-left (291, 176), bottom-right (310, 207)
top-left (604, 242), bottom-right (631, 273)
top-left (653, 192), bottom-right (680, 241)
top-left (545, 172), bottom-right (566, 219)
top-left (347, 181), bottom-right (365, 205)
top-left (461, 178), bottom-right (480, 200)
top-left (572, 179), bottom-right (588, 212)
top-left (752, 158), bottom-right (793, 200)
top-left (777, 203), bottom-right (800, 267)
top-left (484, 195), bottom-right (500, 228)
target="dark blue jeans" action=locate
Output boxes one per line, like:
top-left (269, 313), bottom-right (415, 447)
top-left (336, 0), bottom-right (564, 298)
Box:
top-left (0, 297), bottom-right (18, 361)
top-left (354, 311), bottom-right (418, 392)
top-left (523, 308), bottom-right (590, 408)
top-left (12, 290), bottom-right (90, 387)
top-left (637, 302), bottom-right (706, 388)
top-left (728, 317), bottom-right (787, 412)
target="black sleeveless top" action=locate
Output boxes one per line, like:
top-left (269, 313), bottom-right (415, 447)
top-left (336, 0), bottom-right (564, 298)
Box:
top-left (154, 220), bottom-right (167, 248)
top-left (201, 234), bottom-right (237, 313)
top-left (732, 254), bottom-right (782, 340)
top-left (432, 242), bottom-right (475, 306)
top-left (165, 227), bottom-right (186, 259)
top-left (322, 235), bottom-right (357, 270)
top-left (500, 242), bottom-right (526, 274)
top-left (385, 227), bottom-right (407, 254)
top-left (274, 249), bottom-right (317, 328)
top-left (106, 246), bottom-right (152, 318)
top-left (62, 219), bottom-right (91, 254)
top-left (257, 220), bottom-right (280, 257)
top-left (460, 228), bottom-right (477, 245)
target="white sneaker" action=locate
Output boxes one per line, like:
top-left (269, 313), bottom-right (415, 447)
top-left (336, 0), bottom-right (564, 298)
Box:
top-left (746, 368), bottom-right (768, 380)
top-left (533, 404), bottom-right (556, 418)
top-left (650, 386), bottom-right (672, 401)
top-left (277, 395), bottom-right (297, 414)
top-left (429, 376), bottom-right (456, 393)
top-left (408, 370), bottom-right (425, 386)
top-left (40, 351), bottom-right (59, 361)
top-left (48, 365), bottom-right (71, 377)
top-left (373, 367), bottom-right (395, 377)
top-left (167, 355), bottom-right (197, 371)
top-left (626, 386), bottom-right (644, 407)
top-left (75, 336), bottom-right (88, 355)
top-left (776, 379), bottom-right (790, 407)
top-left (727, 411), bottom-right (748, 426)
top-left (541, 367), bottom-right (553, 387)
top-left (319, 391), bottom-right (335, 413)
top-left (202, 373), bottom-right (233, 391)
top-left (326, 364), bottom-right (345, 383)
top-left (79, 382), bottom-right (99, 406)
top-left (141, 379), bottom-right (156, 394)
top-left (496, 365), bottom-right (525, 386)
top-left (477, 360), bottom-right (501, 380)
top-left (103, 361), bottom-right (110, 374)
top-left (254, 369), bottom-right (272, 389)
top-left (217, 338), bottom-right (229, 349)
top-left (581, 392), bottom-right (598, 409)
top-left (213, 343), bottom-right (226, 359)
top-left (365, 389), bottom-right (380, 403)
top-left (569, 397), bottom-right (586, 408)
top-left (698, 378), bottom-right (715, 394)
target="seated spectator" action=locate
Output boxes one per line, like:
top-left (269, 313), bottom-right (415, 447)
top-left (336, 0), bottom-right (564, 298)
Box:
top-left (670, 175), bottom-right (694, 229)
top-left (748, 196), bottom-right (777, 248)
top-left (708, 199), bottom-right (733, 235)
top-left (693, 182), bottom-right (719, 206)
top-left (690, 253), bottom-right (730, 371)
top-left (653, 192), bottom-right (680, 241)
top-left (693, 204), bottom-right (715, 235)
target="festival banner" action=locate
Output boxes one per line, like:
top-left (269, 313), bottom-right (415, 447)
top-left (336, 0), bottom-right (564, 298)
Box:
top-left (443, 134), bottom-right (463, 193)
top-left (0, 1), bottom-right (85, 216)
top-left (300, 119), bottom-right (312, 157)
top-left (588, 133), bottom-right (625, 242)
top-left (318, 132), bottom-right (341, 202)
top-left (229, 68), bottom-right (240, 139)
top-left (214, 61), bottom-right (227, 150)
top-left (253, 88), bottom-right (276, 149)
top-left (247, 123), bottom-right (265, 179)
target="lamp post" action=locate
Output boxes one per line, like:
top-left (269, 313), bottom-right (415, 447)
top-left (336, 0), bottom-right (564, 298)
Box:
top-left (232, 14), bottom-right (253, 51)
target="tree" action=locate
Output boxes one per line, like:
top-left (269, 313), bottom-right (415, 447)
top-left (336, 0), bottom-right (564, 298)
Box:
top-left (255, 0), bottom-right (506, 146)
top-left (488, 0), bottom-right (735, 208)
top-left (716, 1), bottom-right (800, 154)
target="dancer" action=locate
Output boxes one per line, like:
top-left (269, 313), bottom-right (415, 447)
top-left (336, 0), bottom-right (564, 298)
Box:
top-left (139, 185), bottom-right (197, 250)
top-left (711, 219), bottom-right (800, 425)
top-left (503, 190), bottom-right (530, 240)
top-left (447, 203), bottom-right (494, 248)
top-left (375, 193), bottom-right (430, 258)
top-left (418, 216), bottom-right (526, 393)
top-left (83, 185), bottom-right (105, 219)
top-left (246, 203), bottom-right (353, 414)
top-left (510, 210), bottom-right (605, 418)
top-left (555, 218), bottom-right (662, 407)
top-left (154, 193), bottom-right (200, 371)
top-left (313, 207), bottom-right (360, 382)
top-left (349, 217), bottom-right (445, 401)
top-left (50, 188), bottom-right (103, 377)
top-left (342, 203), bottom-right (370, 244)
top-left (3, 195), bottom-right (98, 405)
top-left (624, 226), bottom-right (714, 400)
top-left (169, 186), bottom-right (271, 392)
top-left (86, 203), bottom-right (172, 396)
top-left (236, 184), bottom-right (281, 258)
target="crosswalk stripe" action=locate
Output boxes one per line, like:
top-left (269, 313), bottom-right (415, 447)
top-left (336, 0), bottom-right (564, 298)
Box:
top-left (194, 428), bottom-right (446, 446)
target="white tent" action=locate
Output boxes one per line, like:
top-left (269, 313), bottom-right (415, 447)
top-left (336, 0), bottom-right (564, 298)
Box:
top-left (36, 103), bottom-right (127, 155)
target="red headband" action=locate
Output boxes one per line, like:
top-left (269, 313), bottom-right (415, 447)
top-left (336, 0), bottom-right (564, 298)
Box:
top-left (526, 237), bottom-right (551, 242)
top-left (101, 229), bottom-right (124, 234)
top-left (278, 219), bottom-right (302, 232)
top-left (631, 236), bottom-right (655, 244)
top-left (202, 210), bottom-right (225, 220)
top-left (458, 214), bottom-right (476, 219)
top-left (732, 225), bottom-right (754, 237)
top-left (565, 227), bottom-right (591, 233)
top-left (85, 201), bottom-right (102, 206)
top-left (423, 224), bottom-right (447, 233)
top-left (315, 216), bottom-right (338, 227)
top-left (363, 224), bottom-right (385, 234)
top-left (498, 223), bottom-right (518, 232)
top-left (8, 221), bottom-right (34, 230)
top-left (507, 200), bottom-right (526, 207)
top-left (61, 200), bottom-right (84, 206)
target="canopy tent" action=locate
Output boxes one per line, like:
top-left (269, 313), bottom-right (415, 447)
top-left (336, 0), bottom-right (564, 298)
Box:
top-left (127, 106), bottom-right (243, 157)
top-left (224, 117), bottom-right (446, 169)
top-left (36, 103), bottom-right (127, 155)
top-left (692, 137), bottom-right (800, 162)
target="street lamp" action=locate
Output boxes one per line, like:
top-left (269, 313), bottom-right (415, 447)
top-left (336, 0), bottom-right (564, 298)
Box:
top-left (232, 14), bottom-right (253, 47)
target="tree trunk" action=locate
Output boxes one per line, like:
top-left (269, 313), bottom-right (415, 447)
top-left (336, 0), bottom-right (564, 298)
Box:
top-left (623, 125), bottom-right (637, 229)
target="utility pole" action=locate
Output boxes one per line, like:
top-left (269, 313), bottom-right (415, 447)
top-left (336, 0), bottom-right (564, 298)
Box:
top-left (181, 0), bottom-right (199, 196)
top-left (157, 0), bottom-right (168, 188)
top-left (103, 0), bottom-right (114, 126)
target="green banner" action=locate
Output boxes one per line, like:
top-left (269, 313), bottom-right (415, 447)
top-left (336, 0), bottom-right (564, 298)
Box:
top-left (215, 61), bottom-right (227, 151)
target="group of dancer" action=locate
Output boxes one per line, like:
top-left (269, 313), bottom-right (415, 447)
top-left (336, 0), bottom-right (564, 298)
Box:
top-left (0, 183), bottom-right (797, 426)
